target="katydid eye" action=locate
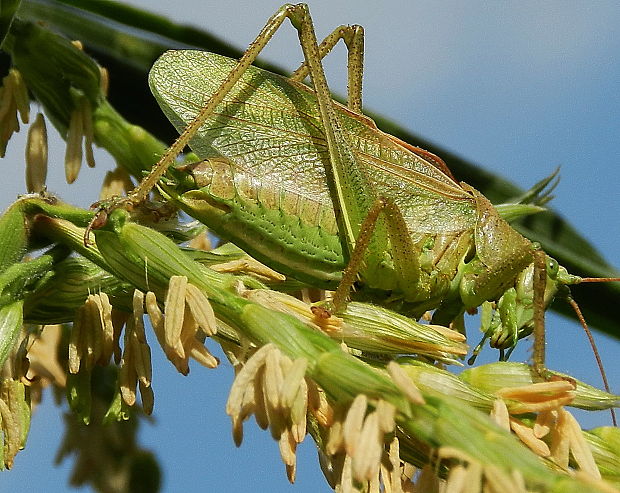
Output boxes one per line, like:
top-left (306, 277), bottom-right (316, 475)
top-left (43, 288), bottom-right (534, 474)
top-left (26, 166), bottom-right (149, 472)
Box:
top-left (546, 257), bottom-right (559, 277)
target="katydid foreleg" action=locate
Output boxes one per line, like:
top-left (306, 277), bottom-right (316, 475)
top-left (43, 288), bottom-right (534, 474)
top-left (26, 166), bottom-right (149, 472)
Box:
top-left (532, 248), bottom-right (548, 379)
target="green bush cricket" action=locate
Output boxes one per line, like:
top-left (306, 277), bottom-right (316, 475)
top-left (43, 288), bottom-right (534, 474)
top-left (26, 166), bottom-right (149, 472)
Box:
top-left (90, 3), bottom-right (617, 385)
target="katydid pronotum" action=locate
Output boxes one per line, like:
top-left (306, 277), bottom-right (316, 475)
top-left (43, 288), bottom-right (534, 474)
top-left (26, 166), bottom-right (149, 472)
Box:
top-left (90, 3), bottom-right (617, 390)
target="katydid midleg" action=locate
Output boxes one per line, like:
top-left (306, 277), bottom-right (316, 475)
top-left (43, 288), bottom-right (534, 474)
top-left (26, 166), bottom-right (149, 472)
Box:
top-left (91, 4), bottom-right (616, 380)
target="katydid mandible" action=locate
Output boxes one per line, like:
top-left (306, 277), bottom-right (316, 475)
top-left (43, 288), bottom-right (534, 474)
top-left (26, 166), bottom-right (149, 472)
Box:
top-left (91, 3), bottom-right (614, 379)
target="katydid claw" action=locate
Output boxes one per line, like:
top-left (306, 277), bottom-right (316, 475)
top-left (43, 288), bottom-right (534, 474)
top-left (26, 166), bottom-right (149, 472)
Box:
top-left (83, 195), bottom-right (134, 246)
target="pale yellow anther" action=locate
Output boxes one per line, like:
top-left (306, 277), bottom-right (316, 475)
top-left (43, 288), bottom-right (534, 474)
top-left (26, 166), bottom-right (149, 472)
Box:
top-left (119, 334), bottom-right (137, 407)
top-left (64, 104), bottom-right (84, 184)
top-left (82, 296), bottom-right (103, 369)
top-left (25, 113), bottom-right (48, 193)
top-left (325, 418), bottom-right (344, 456)
top-left (64, 93), bottom-right (96, 183)
top-left (93, 292), bottom-right (115, 365)
top-left (307, 380), bottom-right (333, 426)
top-left (252, 364), bottom-right (269, 430)
top-left (26, 325), bottom-right (66, 387)
top-left (117, 290), bottom-right (154, 413)
top-left (490, 399), bottom-right (510, 431)
top-left (340, 455), bottom-right (354, 492)
top-left (387, 361), bottom-right (425, 405)
top-left (496, 380), bottom-right (575, 399)
top-left (164, 276), bottom-right (188, 359)
top-left (0, 70), bottom-right (29, 159)
top-left (386, 437), bottom-right (403, 493)
top-left (509, 417), bottom-right (550, 457)
top-left (375, 400), bottom-right (396, 434)
top-left (533, 409), bottom-right (555, 439)
top-left (186, 230), bottom-right (211, 251)
top-left (226, 344), bottom-right (274, 418)
top-left (445, 465), bottom-right (468, 493)
top-left (68, 310), bottom-right (84, 374)
top-left (278, 427), bottom-right (296, 467)
top-left (145, 291), bottom-right (167, 354)
top-left (562, 409), bottom-right (601, 479)
top-left (185, 283), bottom-right (217, 336)
top-left (550, 407), bottom-right (570, 469)
top-left (130, 329), bottom-right (152, 387)
top-left (12, 71), bottom-right (29, 125)
top-left (508, 395), bottom-right (575, 414)
top-left (290, 391), bottom-right (307, 442)
top-left (211, 258), bottom-right (286, 282)
top-left (264, 346), bottom-right (284, 412)
top-left (188, 343), bottom-right (218, 369)
top-left (427, 323), bottom-right (467, 342)
top-left (99, 66), bottom-right (109, 96)
top-left (496, 379), bottom-right (575, 414)
top-left (280, 357), bottom-right (308, 410)
top-left (179, 311), bottom-right (198, 347)
top-left (0, 380), bottom-right (30, 469)
top-left (352, 411), bottom-right (381, 481)
top-left (343, 394), bottom-right (367, 455)
top-left (100, 168), bottom-right (134, 200)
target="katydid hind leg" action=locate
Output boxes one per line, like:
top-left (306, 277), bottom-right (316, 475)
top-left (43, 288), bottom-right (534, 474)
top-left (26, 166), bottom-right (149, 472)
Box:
top-left (291, 23), bottom-right (365, 113)
top-left (290, 5), bottom-right (426, 301)
top-left (331, 197), bottom-right (420, 311)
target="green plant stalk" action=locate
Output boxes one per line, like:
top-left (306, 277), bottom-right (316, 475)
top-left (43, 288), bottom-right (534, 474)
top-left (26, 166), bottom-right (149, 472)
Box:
top-left (92, 100), bottom-right (167, 179)
top-left (24, 255), bottom-right (132, 324)
top-left (17, 203), bottom-right (606, 491)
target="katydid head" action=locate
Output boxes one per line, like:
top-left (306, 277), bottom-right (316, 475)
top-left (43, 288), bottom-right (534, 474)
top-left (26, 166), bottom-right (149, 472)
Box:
top-left (470, 255), bottom-right (562, 359)
top-left (475, 255), bottom-right (608, 353)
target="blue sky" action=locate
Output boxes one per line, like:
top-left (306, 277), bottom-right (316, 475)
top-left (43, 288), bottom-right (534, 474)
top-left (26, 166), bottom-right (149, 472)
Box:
top-left (2, 1), bottom-right (619, 491)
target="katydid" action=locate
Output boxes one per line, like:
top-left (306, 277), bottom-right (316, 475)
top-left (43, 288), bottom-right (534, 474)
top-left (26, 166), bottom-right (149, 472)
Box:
top-left (91, 3), bottom-right (616, 380)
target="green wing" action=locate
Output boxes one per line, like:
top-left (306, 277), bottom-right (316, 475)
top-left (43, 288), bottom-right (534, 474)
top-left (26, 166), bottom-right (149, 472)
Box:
top-left (149, 50), bottom-right (477, 236)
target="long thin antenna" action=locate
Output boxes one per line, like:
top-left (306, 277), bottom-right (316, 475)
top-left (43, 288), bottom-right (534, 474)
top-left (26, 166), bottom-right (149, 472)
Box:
top-left (566, 295), bottom-right (617, 427)
top-left (579, 277), bottom-right (620, 283)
